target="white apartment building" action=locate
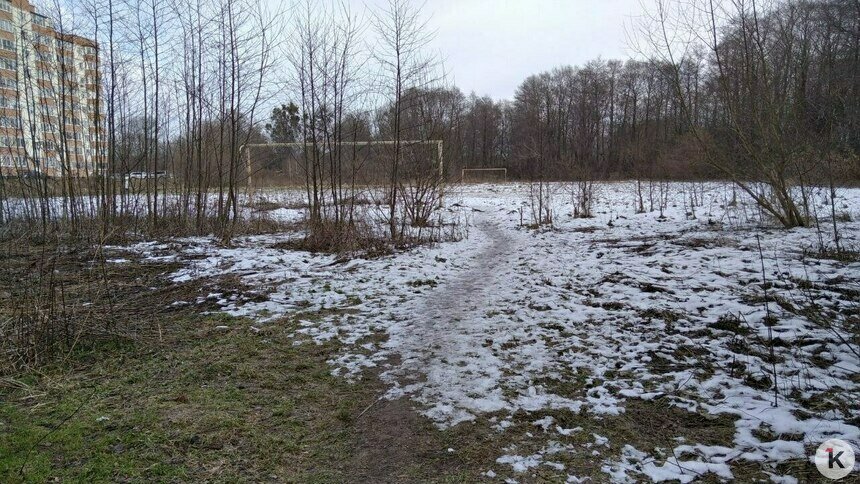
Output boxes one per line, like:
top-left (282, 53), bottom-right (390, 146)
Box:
top-left (0, 0), bottom-right (101, 177)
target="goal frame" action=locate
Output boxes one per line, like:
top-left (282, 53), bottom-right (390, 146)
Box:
top-left (461, 167), bottom-right (507, 183)
top-left (241, 139), bottom-right (444, 191)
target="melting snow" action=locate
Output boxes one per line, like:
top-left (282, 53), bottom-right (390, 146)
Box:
top-left (120, 181), bottom-right (860, 482)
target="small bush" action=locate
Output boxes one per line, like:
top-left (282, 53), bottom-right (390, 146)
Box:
top-left (287, 217), bottom-right (393, 256)
top-left (0, 244), bottom-right (95, 373)
top-left (709, 314), bottom-right (750, 335)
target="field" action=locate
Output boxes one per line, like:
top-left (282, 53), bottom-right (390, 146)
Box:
top-left (2, 181), bottom-right (858, 482)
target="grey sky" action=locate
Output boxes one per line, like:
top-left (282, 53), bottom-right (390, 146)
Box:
top-left (61, 0), bottom-right (649, 102)
top-left (415, 0), bottom-right (647, 100)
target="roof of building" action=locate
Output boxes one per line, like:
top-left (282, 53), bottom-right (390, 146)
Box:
top-left (56, 33), bottom-right (98, 49)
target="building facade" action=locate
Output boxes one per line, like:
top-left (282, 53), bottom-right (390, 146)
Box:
top-left (0, 0), bottom-right (101, 177)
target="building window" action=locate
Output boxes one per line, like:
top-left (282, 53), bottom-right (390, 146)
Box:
top-left (0, 135), bottom-right (25, 148)
top-left (36, 140), bottom-right (56, 151)
top-left (32, 14), bottom-right (50, 28)
top-left (0, 115), bottom-right (20, 128)
top-left (0, 95), bottom-right (17, 108)
top-left (34, 33), bottom-right (51, 46)
top-left (0, 155), bottom-right (27, 168)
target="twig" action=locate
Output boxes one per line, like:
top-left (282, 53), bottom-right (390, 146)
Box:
top-left (756, 234), bottom-right (778, 407)
top-left (356, 396), bottom-right (383, 419)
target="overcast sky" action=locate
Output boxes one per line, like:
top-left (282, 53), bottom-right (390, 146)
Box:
top-left (395, 0), bottom-right (649, 100)
top-left (62, 0), bottom-right (650, 102)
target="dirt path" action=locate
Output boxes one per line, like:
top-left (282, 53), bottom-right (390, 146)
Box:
top-left (380, 206), bottom-right (532, 426)
top-left (347, 390), bottom-right (469, 482)
top-left (413, 210), bottom-right (517, 343)
top-left (346, 208), bottom-right (525, 481)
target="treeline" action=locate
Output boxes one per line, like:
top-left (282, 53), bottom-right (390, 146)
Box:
top-left (390, 0), bottom-right (859, 189)
top-left (381, 61), bottom-right (710, 181)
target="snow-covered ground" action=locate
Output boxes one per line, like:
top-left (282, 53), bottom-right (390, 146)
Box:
top-left (120, 181), bottom-right (859, 482)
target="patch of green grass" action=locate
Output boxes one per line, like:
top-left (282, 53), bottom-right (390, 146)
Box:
top-left (535, 370), bottom-right (591, 399)
top-left (0, 384), bottom-right (187, 482)
top-left (0, 311), bottom-right (378, 482)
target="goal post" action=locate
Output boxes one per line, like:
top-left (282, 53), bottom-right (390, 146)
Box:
top-left (241, 139), bottom-right (444, 191)
top-left (461, 167), bottom-right (507, 183)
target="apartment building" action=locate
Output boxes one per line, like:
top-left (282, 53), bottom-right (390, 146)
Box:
top-left (0, 0), bottom-right (101, 177)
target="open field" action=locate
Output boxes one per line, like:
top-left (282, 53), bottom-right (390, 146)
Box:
top-left (2, 181), bottom-right (858, 482)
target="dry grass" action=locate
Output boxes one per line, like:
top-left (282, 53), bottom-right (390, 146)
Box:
top-left (0, 249), bottom-right (489, 482)
top-left (278, 217), bottom-right (394, 257)
top-left (283, 215), bottom-right (457, 257)
top-left (0, 236), bottom-right (188, 373)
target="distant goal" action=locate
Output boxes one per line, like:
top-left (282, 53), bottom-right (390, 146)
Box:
top-left (241, 140), bottom-right (444, 190)
top-left (461, 167), bottom-right (507, 183)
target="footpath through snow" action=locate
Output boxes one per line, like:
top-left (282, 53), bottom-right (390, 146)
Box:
top-left (380, 203), bottom-right (578, 425)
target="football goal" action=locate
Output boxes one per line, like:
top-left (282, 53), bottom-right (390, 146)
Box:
top-left (241, 140), bottom-right (444, 191)
top-left (461, 167), bottom-right (507, 183)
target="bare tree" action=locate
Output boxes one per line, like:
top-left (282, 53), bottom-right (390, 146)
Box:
top-left (372, 0), bottom-right (437, 240)
top-left (634, 0), bottom-right (854, 228)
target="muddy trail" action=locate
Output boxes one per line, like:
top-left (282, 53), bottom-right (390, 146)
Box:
top-left (378, 206), bottom-right (547, 426)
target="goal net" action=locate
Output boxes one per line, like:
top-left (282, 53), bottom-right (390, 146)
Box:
top-left (243, 140), bottom-right (444, 192)
top-left (461, 167), bottom-right (507, 183)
